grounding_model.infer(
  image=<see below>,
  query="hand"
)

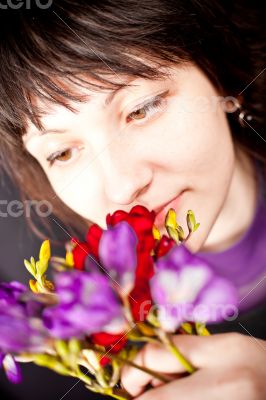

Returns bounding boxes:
[121,332,266,399]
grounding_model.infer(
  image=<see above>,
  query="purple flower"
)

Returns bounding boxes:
[99,222,138,292]
[150,245,238,331]
[1,354,22,384]
[0,302,49,354]
[0,282,50,354]
[43,271,126,339]
[156,244,203,271]
[0,283,50,386]
[0,281,27,305]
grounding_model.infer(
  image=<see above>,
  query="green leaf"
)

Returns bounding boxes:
[193,222,200,232]
[186,210,200,233]
[195,322,210,336]
[24,259,36,277]
[68,339,81,356]
[68,339,81,371]
[181,322,193,334]
[33,354,70,376]
[177,225,185,241]
[187,210,196,225]
[35,260,48,279]
[166,226,180,244]
[186,211,193,232]
[55,340,69,365]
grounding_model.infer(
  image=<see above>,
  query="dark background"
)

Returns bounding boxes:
[1,172,265,400]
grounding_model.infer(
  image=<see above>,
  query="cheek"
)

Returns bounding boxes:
[154,95,235,251]
[49,168,104,226]
[156,89,235,190]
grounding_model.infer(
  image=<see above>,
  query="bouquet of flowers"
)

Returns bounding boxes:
[0,206,238,399]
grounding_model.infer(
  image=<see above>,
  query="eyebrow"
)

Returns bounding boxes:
[104,85,130,106]
[24,83,134,143]
[24,128,67,143]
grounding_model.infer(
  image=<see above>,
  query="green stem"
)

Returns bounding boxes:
[108,390,132,400]
[128,335,160,344]
[156,329,196,374]
[77,368,132,400]
[168,341,196,374]
[115,355,171,383]
[109,360,121,388]
[89,345,171,384]
[76,369,93,386]
[86,383,132,400]
[183,230,192,243]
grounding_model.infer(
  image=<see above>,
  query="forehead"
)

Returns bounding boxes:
[24,66,173,138]
[23,73,136,135]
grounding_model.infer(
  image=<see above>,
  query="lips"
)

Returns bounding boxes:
[154,190,186,227]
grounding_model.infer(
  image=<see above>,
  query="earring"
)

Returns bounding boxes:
[237,106,253,128]
[224,98,253,127]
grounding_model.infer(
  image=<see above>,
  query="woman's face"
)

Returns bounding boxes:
[23,63,236,253]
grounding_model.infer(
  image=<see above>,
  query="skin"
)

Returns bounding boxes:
[23,63,257,254]
[22,62,265,397]
[120,333,266,399]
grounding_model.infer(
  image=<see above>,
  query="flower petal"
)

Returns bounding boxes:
[2,354,22,384]
[156,244,194,271]
[193,277,239,323]
[43,271,125,339]
[99,221,138,288]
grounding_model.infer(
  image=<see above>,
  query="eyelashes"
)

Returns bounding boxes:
[46,91,168,167]
[126,91,168,123]
[46,146,83,167]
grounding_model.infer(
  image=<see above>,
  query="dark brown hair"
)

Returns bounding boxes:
[0,0,265,242]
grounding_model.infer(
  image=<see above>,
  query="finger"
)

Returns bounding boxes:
[150,378,164,388]
[135,363,263,400]
[121,341,191,396]
[135,371,210,400]
[135,373,201,400]
[121,333,250,395]
[121,361,176,396]
[135,368,229,400]
[120,363,153,397]
[151,373,186,388]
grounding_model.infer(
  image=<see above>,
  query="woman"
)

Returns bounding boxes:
[0,1,265,398]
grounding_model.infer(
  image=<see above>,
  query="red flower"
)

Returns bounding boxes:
[72,224,103,271]
[135,251,154,281]
[105,206,156,323]
[72,206,160,324]
[71,239,90,271]
[106,205,156,254]
[98,356,111,367]
[90,332,127,367]
[73,205,156,272]
[86,224,103,259]
[154,235,176,259]
[128,277,152,322]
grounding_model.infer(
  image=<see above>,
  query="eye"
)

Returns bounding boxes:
[126,92,168,124]
[46,146,83,167]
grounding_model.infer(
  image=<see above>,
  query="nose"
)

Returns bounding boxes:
[100,148,153,206]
